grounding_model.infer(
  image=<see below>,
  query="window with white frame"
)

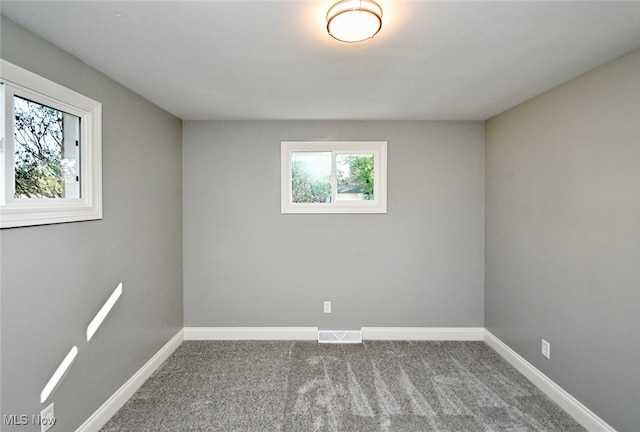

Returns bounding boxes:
[0,59,102,228]
[281,141,387,213]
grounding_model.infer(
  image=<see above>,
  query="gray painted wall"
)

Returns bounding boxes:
[0,17,183,431]
[183,121,484,329]
[485,49,640,432]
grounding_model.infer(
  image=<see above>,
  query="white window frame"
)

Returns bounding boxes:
[0,59,102,228]
[281,141,387,214]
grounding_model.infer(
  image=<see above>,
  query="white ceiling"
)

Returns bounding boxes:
[2,1,640,121]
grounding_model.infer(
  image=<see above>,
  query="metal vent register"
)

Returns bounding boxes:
[317,330,362,344]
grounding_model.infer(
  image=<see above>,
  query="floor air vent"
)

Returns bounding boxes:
[318,330,362,344]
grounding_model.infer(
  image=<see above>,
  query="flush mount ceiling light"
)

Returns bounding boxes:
[327,0,383,43]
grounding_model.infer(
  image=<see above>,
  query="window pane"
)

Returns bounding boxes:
[13,96,81,199]
[336,153,374,201]
[291,151,331,203]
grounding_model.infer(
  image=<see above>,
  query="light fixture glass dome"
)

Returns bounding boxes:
[327,0,383,43]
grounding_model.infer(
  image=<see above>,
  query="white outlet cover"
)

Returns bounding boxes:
[40,402,55,432]
[323,301,331,313]
[541,339,551,359]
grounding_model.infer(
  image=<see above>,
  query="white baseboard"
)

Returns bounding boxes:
[75,329,184,432]
[183,326,484,341]
[483,330,617,432]
[362,327,485,341]
[184,326,318,340]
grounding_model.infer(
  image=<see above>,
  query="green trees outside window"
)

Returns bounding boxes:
[13,96,79,198]
[291,152,374,203]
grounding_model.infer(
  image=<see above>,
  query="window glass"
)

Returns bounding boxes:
[291,152,332,203]
[336,153,374,201]
[13,96,81,199]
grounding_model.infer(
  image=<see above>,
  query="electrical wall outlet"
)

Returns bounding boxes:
[324,301,331,313]
[541,339,550,359]
[40,403,56,432]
